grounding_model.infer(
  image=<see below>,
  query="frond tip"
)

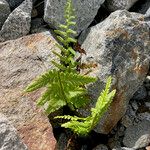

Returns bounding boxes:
[55,76,116,136]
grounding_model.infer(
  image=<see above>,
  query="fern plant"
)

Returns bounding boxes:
[25,0,96,114]
[55,77,116,136]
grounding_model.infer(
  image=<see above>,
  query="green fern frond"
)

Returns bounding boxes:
[25,69,58,92]
[55,77,116,136]
[25,69,96,113]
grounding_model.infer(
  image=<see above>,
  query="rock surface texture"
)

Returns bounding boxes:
[0,31,57,150]
[44,0,105,34]
[0,0,10,29]
[0,0,32,42]
[0,113,28,150]
[123,120,150,149]
[105,0,138,12]
[79,10,150,134]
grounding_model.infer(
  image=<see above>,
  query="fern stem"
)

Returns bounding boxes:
[58,71,68,103]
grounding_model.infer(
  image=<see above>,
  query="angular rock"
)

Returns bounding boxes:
[0,0,32,42]
[44,0,105,34]
[0,31,58,150]
[79,10,150,134]
[104,0,138,12]
[0,113,28,150]
[0,0,11,29]
[123,120,150,149]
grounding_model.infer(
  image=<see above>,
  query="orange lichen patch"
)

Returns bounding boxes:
[100,86,127,133]
[138,16,144,22]
[131,48,138,61]
[133,64,149,75]
[18,118,56,150]
[106,28,130,40]
[24,33,45,47]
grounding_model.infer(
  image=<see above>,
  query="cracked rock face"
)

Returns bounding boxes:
[44,0,105,34]
[0,31,58,150]
[79,10,150,134]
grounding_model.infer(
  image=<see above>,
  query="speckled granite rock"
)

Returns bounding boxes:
[79,10,150,134]
[0,0,32,42]
[0,113,28,150]
[0,31,58,150]
[104,0,138,12]
[0,0,10,29]
[44,0,105,34]
[123,120,150,149]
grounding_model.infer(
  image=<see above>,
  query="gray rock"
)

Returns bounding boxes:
[112,148,135,150]
[0,0,32,42]
[104,0,138,12]
[0,113,28,150]
[0,0,10,29]
[93,144,108,150]
[44,0,105,34]
[146,7,150,17]
[132,85,147,100]
[144,76,150,90]
[123,120,150,149]
[79,10,150,134]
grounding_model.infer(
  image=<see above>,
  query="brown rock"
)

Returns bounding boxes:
[0,31,58,150]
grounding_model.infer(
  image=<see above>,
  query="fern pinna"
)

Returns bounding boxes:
[55,77,116,136]
[25,0,96,114]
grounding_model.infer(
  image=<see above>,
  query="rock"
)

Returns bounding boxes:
[123,120,150,149]
[79,10,150,134]
[44,0,105,34]
[93,144,108,150]
[0,0,32,42]
[0,31,58,150]
[132,85,147,100]
[104,0,138,12]
[112,148,135,150]
[0,0,11,29]
[6,0,37,9]
[144,76,150,90]
[146,7,150,17]
[0,113,28,150]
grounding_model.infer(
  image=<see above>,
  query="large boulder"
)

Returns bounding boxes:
[0,0,10,29]
[0,0,32,42]
[79,10,150,134]
[0,113,28,150]
[0,31,58,150]
[44,0,105,34]
[104,0,138,12]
